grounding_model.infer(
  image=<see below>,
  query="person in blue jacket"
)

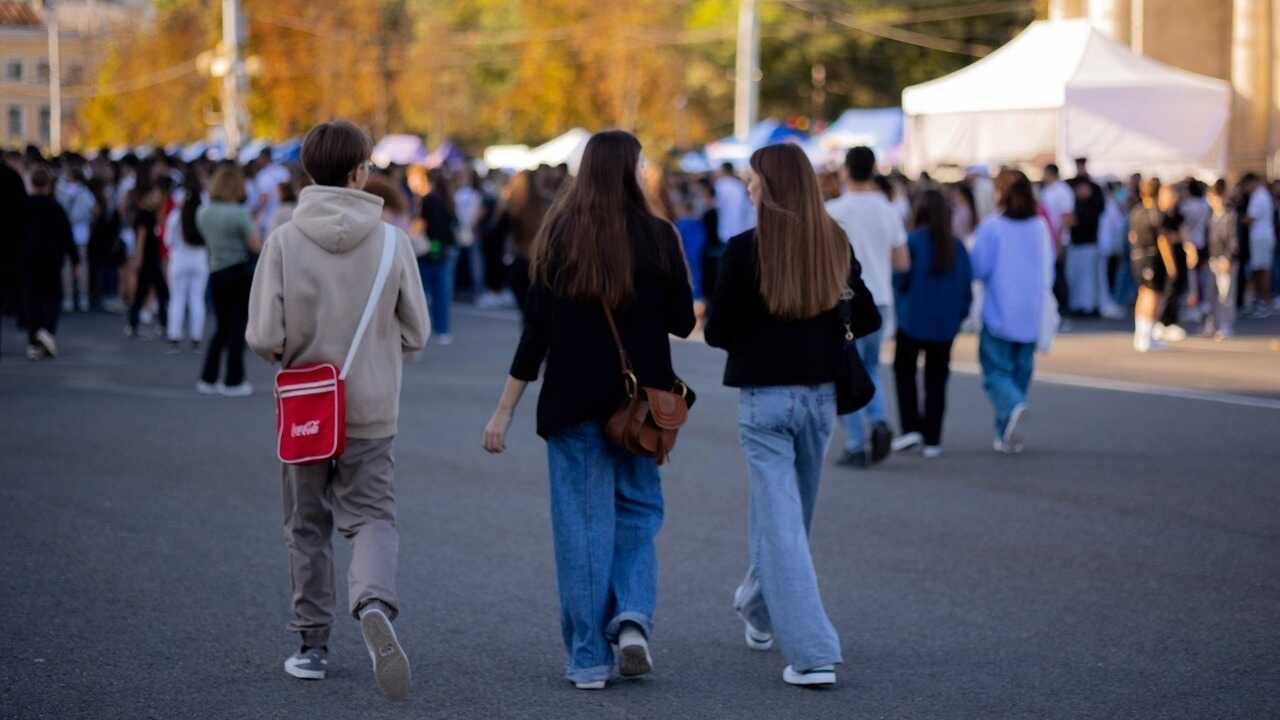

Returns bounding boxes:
[891,188,972,458]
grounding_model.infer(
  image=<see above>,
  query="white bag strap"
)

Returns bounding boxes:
[340,224,396,380]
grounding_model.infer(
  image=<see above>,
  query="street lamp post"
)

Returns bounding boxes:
[734,0,759,142]
[38,0,62,154]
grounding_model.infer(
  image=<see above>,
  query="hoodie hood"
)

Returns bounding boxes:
[292,185,385,254]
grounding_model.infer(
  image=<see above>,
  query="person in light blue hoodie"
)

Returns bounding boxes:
[970,169,1049,454]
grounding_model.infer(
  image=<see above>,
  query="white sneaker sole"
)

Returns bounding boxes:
[283,659,326,680]
[744,623,774,651]
[783,666,836,687]
[618,640,653,677]
[574,680,607,690]
[361,610,410,701]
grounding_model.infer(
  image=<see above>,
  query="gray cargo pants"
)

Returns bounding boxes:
[281,436,399,648]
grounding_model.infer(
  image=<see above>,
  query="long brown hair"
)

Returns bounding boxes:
[750,143,849,319]
[913,188,953,274]
[530,130,666,308]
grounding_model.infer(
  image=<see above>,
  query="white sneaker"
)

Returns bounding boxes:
[891,432,923,453]
[218,382,253,398]
[783,665,836,688]
[741,616,774,651]
[196,381,221,395]
[359,606,410,701]
[1153,323,1187,342]
[1135,338,1168,353]
[1100,304,1126,320]
[617,624,653,677]
[1003,403,1027,450]
[34,329,57,358]
[435,333,454,346]
[922,445,942,459]
[993,438,1024,455]
[574,679,607,690]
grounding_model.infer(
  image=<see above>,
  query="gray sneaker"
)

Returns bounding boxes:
[284,646,328,680]
[360,605,410,701]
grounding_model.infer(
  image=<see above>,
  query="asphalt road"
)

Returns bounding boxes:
[1,310,1278,720]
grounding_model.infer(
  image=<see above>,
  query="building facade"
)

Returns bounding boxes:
[1050,0,1279,175]
[0,0,148,151]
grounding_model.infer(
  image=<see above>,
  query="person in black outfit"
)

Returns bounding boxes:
[703,143,879,689]
[86,176,122,311]
[417,167,458,342]
[0,156,30,360]
[20,166,77,360]
[1067,157,1105,316]
[126,180,170,336]
[482,131,694,691]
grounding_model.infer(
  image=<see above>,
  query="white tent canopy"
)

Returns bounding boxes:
[530,128,591,173]
[902,19,1231,178]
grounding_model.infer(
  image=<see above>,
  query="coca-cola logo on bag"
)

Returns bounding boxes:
[291,420,321,438]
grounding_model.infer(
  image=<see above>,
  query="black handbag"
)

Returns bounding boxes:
[835,287,876,415]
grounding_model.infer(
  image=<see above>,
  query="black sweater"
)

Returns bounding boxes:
[703,229,881,388]
[510,218,696,439]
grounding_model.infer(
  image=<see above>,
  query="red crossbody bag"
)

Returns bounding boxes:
[274,224,396,465]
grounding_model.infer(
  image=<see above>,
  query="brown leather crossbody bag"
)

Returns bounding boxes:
[601,305,690,465]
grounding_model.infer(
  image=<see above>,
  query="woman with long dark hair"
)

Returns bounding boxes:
[704,143,880,688]
[971,170,1051,453]
[164,172,208,351]
[482,131,695,690]
[891,189,972,458]
[417,167,459,344]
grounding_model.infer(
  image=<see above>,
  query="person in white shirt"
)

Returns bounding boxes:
[824,146,909,468]
[56,167,96,312]
[714,162,754,243]
[1242,173,1275,317]
[1040,164,1074,252]
[164,175,210,351]
[252,149,291,237]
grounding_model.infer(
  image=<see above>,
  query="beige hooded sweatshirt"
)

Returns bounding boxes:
[247,185,430,439]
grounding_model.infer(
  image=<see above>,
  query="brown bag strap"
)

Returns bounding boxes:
[602,304,638,398]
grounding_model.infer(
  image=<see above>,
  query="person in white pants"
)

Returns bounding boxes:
[165,185,210,351]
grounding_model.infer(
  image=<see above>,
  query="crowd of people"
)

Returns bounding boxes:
[3,120,1279,700]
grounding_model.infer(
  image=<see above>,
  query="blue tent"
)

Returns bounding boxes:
[705,118,810,167]
[818,108,904,163]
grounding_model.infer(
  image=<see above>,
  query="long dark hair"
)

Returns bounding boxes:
[912,188,954,274]
[749,143,849,319]
[530,130,667,308]
[427,167,454,215]
[180,173,205,247]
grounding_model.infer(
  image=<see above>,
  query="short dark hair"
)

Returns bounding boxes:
[30,165,54,190]
[301,120,372,187]
[720,161,735,175]
[1044,163,1059,178]
[845,146,875,182]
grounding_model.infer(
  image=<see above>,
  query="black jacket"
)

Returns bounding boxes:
[21,194,76,290]
[704,229,880,388]
[510,217,696,439]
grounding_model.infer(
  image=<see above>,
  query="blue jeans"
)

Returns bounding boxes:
[978,328,1036,437]
[418,247,458,337]
[546,421,663,683]
[839,304,889,452]
[735,385,842,672]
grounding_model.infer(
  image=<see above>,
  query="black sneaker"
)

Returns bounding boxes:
[869,421,893,464]
[284,646,328,680]
[835,450,869,468]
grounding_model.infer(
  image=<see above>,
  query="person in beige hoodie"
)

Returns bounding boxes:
[246,120,429,701]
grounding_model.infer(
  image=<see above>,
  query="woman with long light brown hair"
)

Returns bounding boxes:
[704,142,880,689]
[482,130,696,690]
